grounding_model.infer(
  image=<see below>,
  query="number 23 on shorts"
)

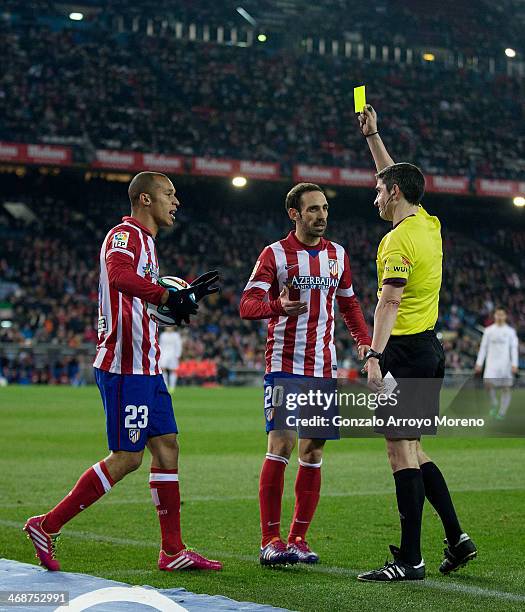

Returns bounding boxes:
[124,404,149,429]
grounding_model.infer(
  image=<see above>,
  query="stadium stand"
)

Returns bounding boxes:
[0,171,523,384]
[3,0,524,56]
[0,2,523,384]
[1,10,524,179]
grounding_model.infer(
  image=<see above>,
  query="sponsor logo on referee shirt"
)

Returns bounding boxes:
[385,265,409,273]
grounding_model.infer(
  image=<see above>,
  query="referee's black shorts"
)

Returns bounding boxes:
[375,329,445,438]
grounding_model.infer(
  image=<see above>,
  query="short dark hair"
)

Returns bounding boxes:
[495,306,506,313]
[376,163,425,204]
[128,171,169,206]
[285,183,324,211]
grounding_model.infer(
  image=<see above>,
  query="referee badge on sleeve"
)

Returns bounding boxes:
[384,253,410,276]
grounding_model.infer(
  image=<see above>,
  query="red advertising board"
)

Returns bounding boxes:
[293,164,338,183]
[0,141,72,165]
[140,153,185,173]
[0,141,25,162]
[92,150,185,172]
[426,175,469,194]
[26,144,72,165]
[92,149,141,170]
[192,157,236,177]
[338,168,375,186]
[192,157,280,180]
[294,165,374,186]
[238,160,280,180]
[0,142,522,198]
[475,178,522,197]
[294,165,471,194]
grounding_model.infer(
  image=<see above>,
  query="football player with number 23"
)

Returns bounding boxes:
[24,171,222,573]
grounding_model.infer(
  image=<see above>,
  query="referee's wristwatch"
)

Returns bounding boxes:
[364,349,382,361]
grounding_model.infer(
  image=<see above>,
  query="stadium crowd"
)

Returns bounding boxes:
[1,174,523,384]
[1,0,524,383]
[4,0,524,59]
[284,0,524,58]
[1,17,524,179]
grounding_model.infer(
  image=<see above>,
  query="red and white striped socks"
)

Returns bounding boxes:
[42,461,114,534]
[149,467,184,555]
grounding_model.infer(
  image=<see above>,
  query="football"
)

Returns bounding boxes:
[146,276,195,326]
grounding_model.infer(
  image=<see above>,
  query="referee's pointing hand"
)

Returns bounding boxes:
[279,285,308,316]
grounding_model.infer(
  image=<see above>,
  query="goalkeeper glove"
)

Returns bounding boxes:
[165,287,199,327]
[190,270,220,302]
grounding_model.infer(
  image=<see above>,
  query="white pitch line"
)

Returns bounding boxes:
[1,484,523,509]
[4,519,525,604]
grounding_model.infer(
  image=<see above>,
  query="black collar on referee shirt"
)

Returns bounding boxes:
[122,216,153,237]
[391,213,417,230]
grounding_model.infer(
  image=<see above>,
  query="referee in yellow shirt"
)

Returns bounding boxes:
[356,105,477,582]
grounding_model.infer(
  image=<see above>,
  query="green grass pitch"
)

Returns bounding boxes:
[1,386,524,611]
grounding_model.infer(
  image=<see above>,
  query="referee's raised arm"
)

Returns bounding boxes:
[358,105,395,171]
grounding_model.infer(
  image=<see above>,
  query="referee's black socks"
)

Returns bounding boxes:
[421,461,463,546]
[393,468,425,565]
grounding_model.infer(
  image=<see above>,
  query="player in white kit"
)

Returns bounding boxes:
[475,307,519,419]
[159,327,183,391]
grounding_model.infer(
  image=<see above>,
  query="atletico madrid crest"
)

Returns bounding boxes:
[129,429,141,444]
[328,259,339,277]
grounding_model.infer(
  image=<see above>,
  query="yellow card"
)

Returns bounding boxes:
[354,85,366,113]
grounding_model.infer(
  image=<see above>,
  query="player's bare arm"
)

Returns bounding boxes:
[358,105,395,172]
[366,284,404,391]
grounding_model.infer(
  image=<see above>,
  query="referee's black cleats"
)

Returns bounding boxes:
[357,545,425,582]
[439,533,477,575]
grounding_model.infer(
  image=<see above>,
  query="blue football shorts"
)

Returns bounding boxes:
[263,371,339,439]
[94,368,178,452]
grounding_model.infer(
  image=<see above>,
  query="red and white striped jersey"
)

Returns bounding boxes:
[93,216,166,375]
[240,231,371,378]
